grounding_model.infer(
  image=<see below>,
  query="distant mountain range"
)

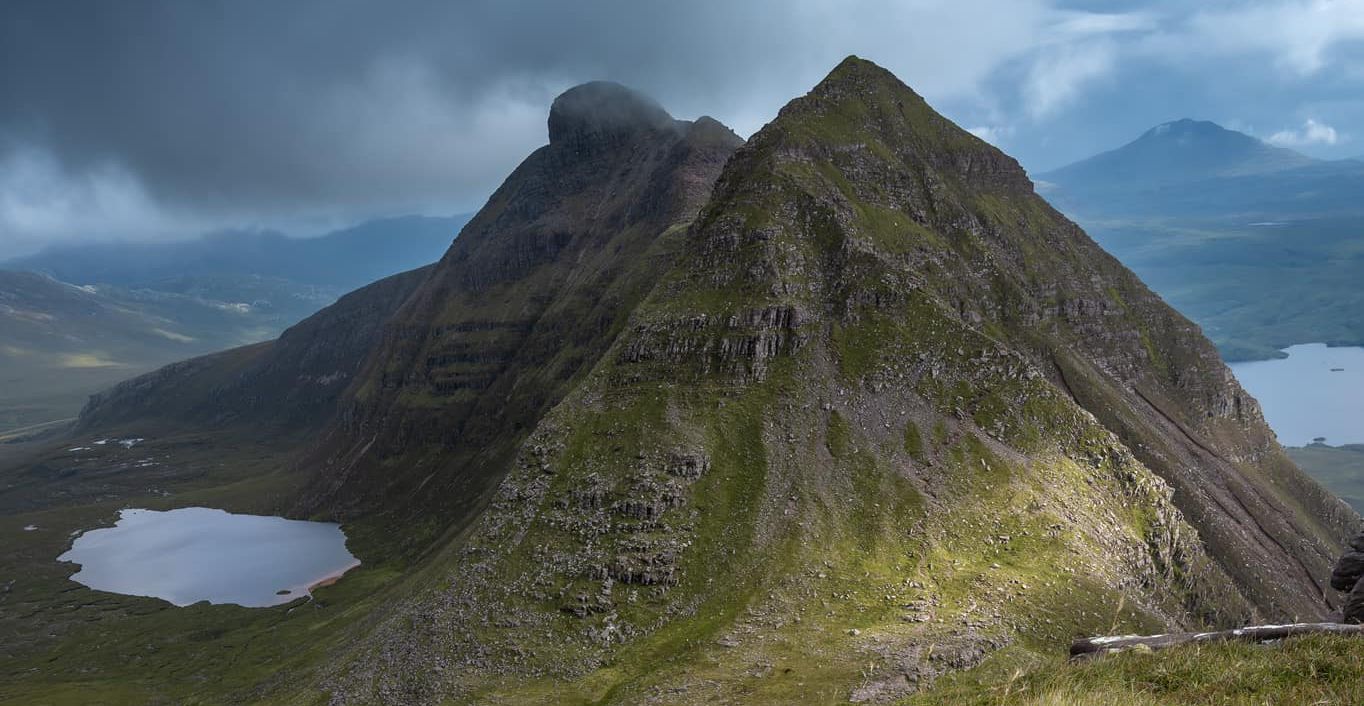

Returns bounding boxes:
[1042,119,1315,192]
[0,214,469,433]
[1037,118,1364,218]
[3,214,470,292]
[1038,120,1364,362]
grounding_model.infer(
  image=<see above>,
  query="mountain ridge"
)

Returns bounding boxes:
[1037,118,1364,220]
[3,214,471,292]
[0,214,472,435]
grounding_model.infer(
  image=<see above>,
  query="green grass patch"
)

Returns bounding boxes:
[911,634,1364,705]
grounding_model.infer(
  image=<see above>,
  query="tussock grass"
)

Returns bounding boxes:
[911,634,1364,705]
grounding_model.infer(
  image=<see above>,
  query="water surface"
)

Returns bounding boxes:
[1230,343,1364,447]
[59,507,359,607]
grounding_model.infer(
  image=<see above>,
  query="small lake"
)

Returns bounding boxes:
[1230,343,1364,447]
[59,507,360,607]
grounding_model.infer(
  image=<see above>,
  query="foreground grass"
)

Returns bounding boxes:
[911,634,1364,705]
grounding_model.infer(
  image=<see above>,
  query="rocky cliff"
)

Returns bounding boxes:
[293,83,743,526]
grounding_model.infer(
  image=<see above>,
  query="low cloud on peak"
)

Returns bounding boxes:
[4,0,1364,256]
[1267,118,1342,147]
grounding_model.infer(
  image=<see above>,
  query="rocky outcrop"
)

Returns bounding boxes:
[1331,531,1364,622]
[547,81,680,151]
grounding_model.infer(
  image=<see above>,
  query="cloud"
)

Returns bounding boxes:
[1180,0,1364,74]
[1051,10,1159,38]
[0,0,1095,256]
[0,145,190,256]
[967,125,1014,145]
[1023,40,1118,119]
[1267,118,1342,146]
[4,1,1364,256]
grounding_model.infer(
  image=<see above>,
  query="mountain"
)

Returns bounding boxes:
[1037,119,1364,221]
[1041,119,1315,195]
[1036,122,1364,363]
[79,81,746,523]
[0,215,470,435]
[2,61,1357,705]
[0,269,339,436]
[3,214,471,292]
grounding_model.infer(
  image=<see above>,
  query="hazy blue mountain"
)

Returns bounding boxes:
[1038,121,1364,362]
[3,214,471,291]
[0,269,328,433]
[0,214,470,433]
[1041,119,1314,192]
[1039,120,1364,220]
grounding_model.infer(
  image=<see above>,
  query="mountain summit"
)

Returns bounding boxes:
[547,80,680,147]
[18,59,1356,704]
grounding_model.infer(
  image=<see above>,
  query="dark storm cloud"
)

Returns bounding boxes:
[0,0,1060,253]
[4,0,1364,255]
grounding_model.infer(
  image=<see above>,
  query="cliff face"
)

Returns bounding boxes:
[319,58,1357,704]
[292,84,743,524]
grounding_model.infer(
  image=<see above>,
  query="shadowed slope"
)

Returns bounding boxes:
[292,84,744,531]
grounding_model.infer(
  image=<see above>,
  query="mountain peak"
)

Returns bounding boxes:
[755,55,1029,195]
[1149,117,1222,133]
[822,55,905,85]
[1138,118,1258,147]
[547,81,678,148]
[1042,117,1316,191]
[799,55,930,110]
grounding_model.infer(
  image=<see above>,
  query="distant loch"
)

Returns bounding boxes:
[1230,343,1364,447]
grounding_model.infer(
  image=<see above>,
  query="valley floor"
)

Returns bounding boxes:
[0,429,411,705]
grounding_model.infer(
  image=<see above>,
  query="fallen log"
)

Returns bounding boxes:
[1071,622,1364,659]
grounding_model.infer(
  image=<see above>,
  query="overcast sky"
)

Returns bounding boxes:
[4,0,1364,257]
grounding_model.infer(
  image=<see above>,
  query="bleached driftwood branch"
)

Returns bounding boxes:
[1071,622,1364,658]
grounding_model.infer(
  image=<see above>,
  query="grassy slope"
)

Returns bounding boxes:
[0,426,437,705]
[354,355,1185,705]
[910,633,1364,705]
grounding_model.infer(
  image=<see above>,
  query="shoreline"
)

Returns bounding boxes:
[307,558,362,593]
